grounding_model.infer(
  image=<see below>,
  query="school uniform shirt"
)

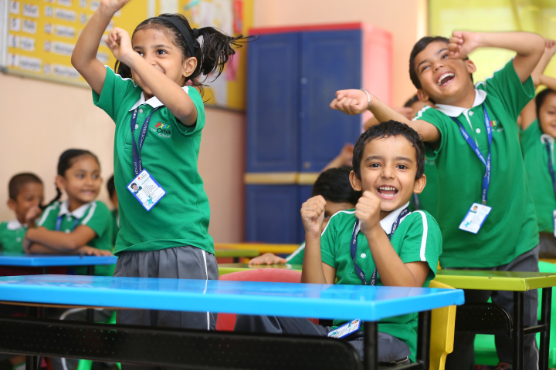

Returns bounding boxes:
[37,200,113,276]
[414,60,539,268]
[320,204,442,363]
[521,119,556,233]
[285,242,305,265]
[93,66,214,256]
[0,220,27,254]
[410,158,439,218]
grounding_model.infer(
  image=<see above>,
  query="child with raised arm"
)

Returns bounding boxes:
[71,0,250,339]
[331,31,545,370]
[236,121,442,365]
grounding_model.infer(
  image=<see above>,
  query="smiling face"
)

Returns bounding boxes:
[131,28,196,99]
[539,91,556,138]
[8,182,44,224]
[350,135,426,218]
[56,155,102,211]
[414,41,476,105]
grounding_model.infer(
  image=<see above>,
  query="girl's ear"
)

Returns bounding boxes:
[349,170,362,191]
[55,175,66,192]
[413,174,427,195]
[183,56,198,78]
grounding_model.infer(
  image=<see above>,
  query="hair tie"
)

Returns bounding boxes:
[192,28,200,39]
[157,16,199,56]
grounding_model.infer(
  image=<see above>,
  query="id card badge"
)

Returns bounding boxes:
[127,169,166,211]
[327,319,361,339]
[458,203,492,234]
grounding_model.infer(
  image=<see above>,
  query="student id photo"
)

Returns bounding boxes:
[127,169,166,211]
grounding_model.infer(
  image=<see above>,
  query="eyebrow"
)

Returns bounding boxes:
[364,155,414,163]
[416,48,448,70]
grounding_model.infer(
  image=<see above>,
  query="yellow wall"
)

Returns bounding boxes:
[0,0,425,242]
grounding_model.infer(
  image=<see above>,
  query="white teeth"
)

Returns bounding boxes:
[379,186,397,191]
[437,72,455,86]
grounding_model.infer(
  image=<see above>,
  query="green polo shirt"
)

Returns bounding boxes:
[285,242,305,265]
[38,200,114,276]
[93,66,214,256]
[320,206,442,362]
[0,220,27,254]
[521,120,556,233]
[415,60,538,268]
[410,158,439,218]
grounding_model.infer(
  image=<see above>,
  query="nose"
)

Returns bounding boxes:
[381,164,394,179]
[144,52,156,66]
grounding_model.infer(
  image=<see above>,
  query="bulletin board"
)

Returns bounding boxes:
[0,0,253,110]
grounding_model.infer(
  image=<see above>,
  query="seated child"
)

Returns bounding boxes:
[0,173,44,254]
[249,166,361,265]
[520,39,556,258]
[235,121,442,365]
[107,175,119,245]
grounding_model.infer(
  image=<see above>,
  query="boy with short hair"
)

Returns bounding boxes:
[0,173,44,254]
[236,121,442,365]
[330,31,545,370]
[249,166,361,265]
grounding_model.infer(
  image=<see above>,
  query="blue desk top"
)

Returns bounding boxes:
[0,253,117,267]
[0,275,464,321]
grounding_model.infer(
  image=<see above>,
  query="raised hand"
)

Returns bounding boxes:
[354,191,382,235]
[100,0,130,13]
[301,196,326,238]
[75,246,113,256]
[330,89,371,115]
[248,253,288,265]
[544,39,556,58]
[25,205,42,226]
[104,27,133,62]
[448,31,480,59]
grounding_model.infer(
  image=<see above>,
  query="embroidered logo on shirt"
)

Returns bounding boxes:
[152,122,171,138]
[490,119,504,133]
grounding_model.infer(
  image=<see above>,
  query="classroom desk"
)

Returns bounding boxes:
[0,275,464,370]
[0,253,118,275]
[434,270,556,370]
[214,248,259,262]
[215,243,299,255]
[218,262,302,276]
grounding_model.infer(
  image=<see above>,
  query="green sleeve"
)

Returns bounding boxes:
[479,60,536,120]
[80,201,111,246]
[0,222,7,250]
[520,119,541,154]
[172,86,206,136]
[93,66,137,122]
[399,211,442,283]
[320,215,339,268]
[37,203,59,230]
[285,242,305,264]
[414,106,449,161]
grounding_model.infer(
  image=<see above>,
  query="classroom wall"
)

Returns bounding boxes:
[0,0,424,242]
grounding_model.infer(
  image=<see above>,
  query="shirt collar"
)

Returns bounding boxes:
[7,219,25,230]
[57,200,92,219]
[353,202,411,235]
[129,86,190,112]
[435,89,487,117]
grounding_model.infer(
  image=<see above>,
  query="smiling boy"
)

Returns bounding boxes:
[235,121,442,365]
[330,31,544,370]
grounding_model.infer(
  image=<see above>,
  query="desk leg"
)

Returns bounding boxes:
[539,287,552,370]
[233,257,239,263]
[363,321,378,370]
[417,311,431,370]
[86,266,95,322]
[514,291,524,370]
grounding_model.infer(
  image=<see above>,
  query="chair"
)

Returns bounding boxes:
[429,280,458,370]
[216,269,318,331]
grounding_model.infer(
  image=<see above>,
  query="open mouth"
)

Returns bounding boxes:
[437,72,455,86]
[377,186,399,199]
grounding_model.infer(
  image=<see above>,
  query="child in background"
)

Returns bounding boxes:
[107,175,119,245]
[520,40,556,258]
[236,121,441,365]
[0,173,44,254]
[23,149,113,264]
[249,166,361,265]
[331,31,544,370]
[71,0,250,338]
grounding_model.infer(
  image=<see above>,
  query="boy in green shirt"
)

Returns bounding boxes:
[236,121,442,364]
[331,30,545,370]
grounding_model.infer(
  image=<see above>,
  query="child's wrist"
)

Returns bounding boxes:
[98,4,118,17]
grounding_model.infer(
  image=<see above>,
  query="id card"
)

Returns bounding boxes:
[127,169,166,211]
[327,319,361,339]
[458,203,492,234]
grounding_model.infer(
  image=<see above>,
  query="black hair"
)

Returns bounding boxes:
[404,94,420,108]
[115,13,254,93]
[131,183,138,188]
[107,175,116,199]
[409,36,473,91]
[41,149,100,210]
[536,88,556,122]
[352,120,425,181]
[8,173,43,200]
[312,166,361,205]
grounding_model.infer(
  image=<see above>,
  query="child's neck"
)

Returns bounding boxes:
[438,84,476,109]
[68,198,87,213]
[16,215,26,225]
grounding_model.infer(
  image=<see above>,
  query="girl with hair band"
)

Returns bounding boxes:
[71,0,252,344]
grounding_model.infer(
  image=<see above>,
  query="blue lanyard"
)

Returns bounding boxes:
[350,207,410,285]
[56,215,80,232]
[544,141,556,200]
[450,105,493,205]
[130,107,159,176]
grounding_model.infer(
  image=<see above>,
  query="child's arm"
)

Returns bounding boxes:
[27,243,112,256]
[248,253,287,265]
[71,0,129,94]
[300,196,336,284]
[356,191,430,287]
[105,28,199,126]
[24,226,97,252]
[330,90,441,144]
[448,31,545,84]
